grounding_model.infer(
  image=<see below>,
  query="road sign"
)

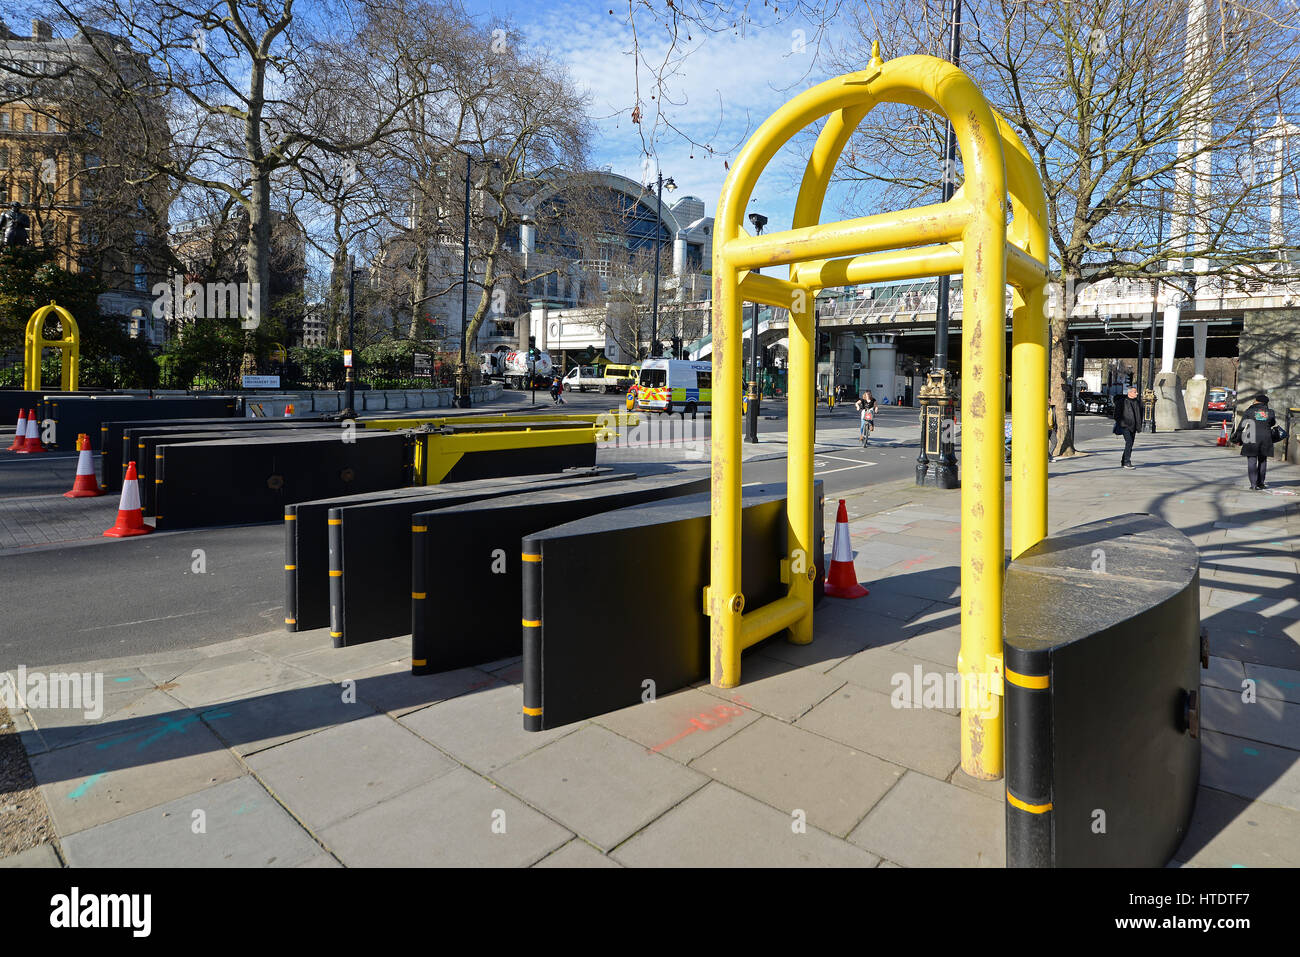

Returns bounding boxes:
[242,374,280,388]
[343,349,353,368]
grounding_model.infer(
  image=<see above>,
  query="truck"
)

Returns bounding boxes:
[560,364,630,394]
[480,349,554,390]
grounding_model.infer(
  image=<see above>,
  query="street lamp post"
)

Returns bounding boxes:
[746,212,768,443]
[649,171,676,357]
[916,0,962,489]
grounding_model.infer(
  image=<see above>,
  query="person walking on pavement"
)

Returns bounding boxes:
[1113,385,1142,469]
[1231,393,1279,490]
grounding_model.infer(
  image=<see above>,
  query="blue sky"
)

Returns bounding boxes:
[471,0,857,251]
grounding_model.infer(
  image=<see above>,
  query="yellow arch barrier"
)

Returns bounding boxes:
[24,301,80,392]
[709,44,1049,780]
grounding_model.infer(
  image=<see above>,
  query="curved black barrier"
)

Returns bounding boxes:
[409,471,711,675]
[154,432,411,529]
[521,481,826,731]
[1003,512,1203,867]
[322,468,626,644]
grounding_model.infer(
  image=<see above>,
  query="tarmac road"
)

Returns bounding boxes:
[0,397,1146,670]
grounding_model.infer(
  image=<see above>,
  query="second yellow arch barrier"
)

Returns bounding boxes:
[24,300,80,392]
[708,45,1049,780]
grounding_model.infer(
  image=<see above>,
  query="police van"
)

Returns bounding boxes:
[634,359,712,415]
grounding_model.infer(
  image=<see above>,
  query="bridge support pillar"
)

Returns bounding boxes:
[863,333,898,402]
[1183,321,1209,427]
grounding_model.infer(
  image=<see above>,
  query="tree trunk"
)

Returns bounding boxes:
[1048,290,1076,456]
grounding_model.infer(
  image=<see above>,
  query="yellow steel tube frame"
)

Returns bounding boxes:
[708,46,1048,780]
[23,301,80,392]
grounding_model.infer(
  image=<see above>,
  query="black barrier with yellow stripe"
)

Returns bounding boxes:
[118,420,332,496]
[154,431,410,529]
[53,396,240,452]
[522,481,825,731]
[410,471,710,675]
[325,468,625,646]
[1003,513,1203,867]
[104,417,329,493]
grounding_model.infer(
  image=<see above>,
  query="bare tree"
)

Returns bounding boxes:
[828,0,1300,454]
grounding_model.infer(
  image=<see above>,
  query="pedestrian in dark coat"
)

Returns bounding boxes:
[1231,394,1277,490]
[1112,385,1142,469]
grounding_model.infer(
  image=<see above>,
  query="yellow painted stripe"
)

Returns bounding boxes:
[1007,791,1052,814]
[284,514,296,520]
[284,564,297,571]
[412,525,427,533]
[138,442,145,448]
[412,591,426,600]
[522,553,541,562]
[284,617,296,624]
[1006,668,1049,690]
[522,706,543,716]
[522,619,541,627]
[155,454,163,459]
[328,519,342,525]
[331,631,342,638]
[412,658,427,666]
[155,478,163,483]
[329,570,342,577]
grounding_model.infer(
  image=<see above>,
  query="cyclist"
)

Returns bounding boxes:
[856,390,878,446]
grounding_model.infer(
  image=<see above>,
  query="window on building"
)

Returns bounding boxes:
[0,146,7,170]
[85,154,101,169]
[0,113,9,129]
[45,116,57,133]
[23,113,35,131]
[135,229,147,247]
[134,263,147,291]
[19,182,31,204]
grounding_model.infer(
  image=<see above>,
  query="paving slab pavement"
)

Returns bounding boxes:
[1,426,1297,866]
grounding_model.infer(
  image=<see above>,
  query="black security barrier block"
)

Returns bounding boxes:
[109,418,329,493]
[438,438,597,483]
[328,468,634,646]
[1003,512,1202,867]
[128,424,337,508]
[521,481,825,731]
[154,431,411,529]
[1,390,108,426]
[288,467,619,634]
[52,396,240,452]
[103,417,266,491]
[410,471,710,676]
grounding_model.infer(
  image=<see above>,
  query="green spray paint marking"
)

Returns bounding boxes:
[1243,748,1259,756]
[68,771,107,799]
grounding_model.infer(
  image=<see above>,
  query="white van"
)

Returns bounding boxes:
[634,359,712,415]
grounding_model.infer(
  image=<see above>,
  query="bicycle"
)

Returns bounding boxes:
[860,411,874,447]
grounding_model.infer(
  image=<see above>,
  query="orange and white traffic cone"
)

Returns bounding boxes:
[1216,420,1229,447]
[6,408,27,451]
[64,434,104,498]
[14,409,44,454]
[824,499,868,599]
[102,461,152,537]
[284,403,295,417]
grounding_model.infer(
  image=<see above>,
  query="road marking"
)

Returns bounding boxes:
[814,462,877,476]
[817,453,873,465]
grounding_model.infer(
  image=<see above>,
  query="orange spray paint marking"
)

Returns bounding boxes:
[648,703,748,753]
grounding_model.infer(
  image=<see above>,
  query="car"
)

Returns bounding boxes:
[1079,392,1113,415]
[1207,388,1235,412]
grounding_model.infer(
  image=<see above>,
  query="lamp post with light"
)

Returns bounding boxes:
[648,171,676,357]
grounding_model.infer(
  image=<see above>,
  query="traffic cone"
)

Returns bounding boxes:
[824,499,868,599]
[64,434,103,498]
[284,403,294,417]
[1216,420,1229,447]
[14,409,43,454]
[6,408,27,451]
[102,461,152,537]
